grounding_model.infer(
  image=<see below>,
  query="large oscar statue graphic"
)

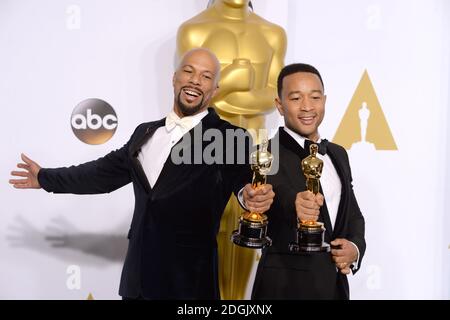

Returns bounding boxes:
[289,144,330,252]
[231,140,272,248]
[176,0,286,299]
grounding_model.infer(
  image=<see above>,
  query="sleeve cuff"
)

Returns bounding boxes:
[237,187,248,210]
[349,241,361,272]
[37,168,52,192]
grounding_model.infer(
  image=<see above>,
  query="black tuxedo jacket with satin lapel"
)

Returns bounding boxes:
[251,128,366,300]
[38,108,252,299]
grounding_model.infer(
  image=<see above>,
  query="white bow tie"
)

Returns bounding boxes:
[165,112,193,131]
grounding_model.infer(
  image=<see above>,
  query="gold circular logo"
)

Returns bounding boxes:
[71,98,118,145]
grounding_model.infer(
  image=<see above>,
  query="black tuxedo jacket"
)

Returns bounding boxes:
[252,128,365,300]
[38,108,252,299]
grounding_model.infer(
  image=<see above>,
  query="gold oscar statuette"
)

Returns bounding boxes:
[231,139,272,248]
[289,144,331,252]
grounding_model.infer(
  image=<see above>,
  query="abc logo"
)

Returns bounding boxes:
[71,98,118,145]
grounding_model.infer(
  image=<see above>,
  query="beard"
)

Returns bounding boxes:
[176,90,205,116]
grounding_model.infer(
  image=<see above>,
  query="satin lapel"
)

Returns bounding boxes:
[278,128,309,159]
[151,108,222,199]
[325,145,348,238]
[278,128,333,240]
[129,119,165,194]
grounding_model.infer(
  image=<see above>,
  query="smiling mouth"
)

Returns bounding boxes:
[298,115,316,125]
[182,87,202,98]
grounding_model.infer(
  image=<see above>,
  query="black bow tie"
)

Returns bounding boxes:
[304,139,328,155]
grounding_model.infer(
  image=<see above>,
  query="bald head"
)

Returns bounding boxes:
[177,48,221,86]
[173,48,221,117]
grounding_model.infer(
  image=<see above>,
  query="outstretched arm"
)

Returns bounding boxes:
[10,144,133,195]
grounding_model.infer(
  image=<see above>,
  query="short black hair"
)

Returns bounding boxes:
[277,63,324,98]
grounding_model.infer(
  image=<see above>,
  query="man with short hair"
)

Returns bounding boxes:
[251,63,366,300]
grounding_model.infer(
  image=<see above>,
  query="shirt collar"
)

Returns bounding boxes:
[282,126,322,149]
[166,108,209,132]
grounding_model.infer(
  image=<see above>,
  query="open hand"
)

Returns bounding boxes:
[9,153,42,189]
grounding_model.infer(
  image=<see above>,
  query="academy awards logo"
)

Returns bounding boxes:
[333,70,397,151]
[70,98,118,145]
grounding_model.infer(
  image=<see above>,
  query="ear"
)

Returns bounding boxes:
[323,94,327,104]
[275,97,284,116]
[172,72,176,86]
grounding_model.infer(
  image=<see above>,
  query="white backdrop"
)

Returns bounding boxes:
[0,0,449,299]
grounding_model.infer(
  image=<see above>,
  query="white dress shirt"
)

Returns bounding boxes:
[283,127,360,270]
[283,127,341,229]
[138,109,208,188]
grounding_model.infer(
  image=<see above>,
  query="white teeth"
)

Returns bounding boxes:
[184,89,200,97]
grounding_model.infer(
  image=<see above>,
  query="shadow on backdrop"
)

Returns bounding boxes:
[6,214,130,266]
